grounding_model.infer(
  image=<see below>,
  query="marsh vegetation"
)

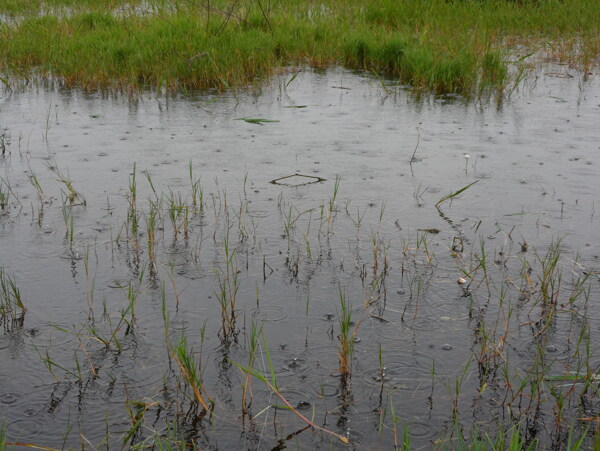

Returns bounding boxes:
[1,0,599,94]
[1,1,600,449]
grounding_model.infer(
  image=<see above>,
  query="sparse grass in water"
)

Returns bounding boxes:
[215,228,240,340]
[1,156,600,447]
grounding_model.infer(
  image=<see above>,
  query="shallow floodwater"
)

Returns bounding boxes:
[0,67,599,449]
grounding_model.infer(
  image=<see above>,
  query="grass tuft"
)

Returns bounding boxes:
[0,267,26,320]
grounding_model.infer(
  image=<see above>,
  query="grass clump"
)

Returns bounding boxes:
[0,267,25,320]
[0,0,599,94]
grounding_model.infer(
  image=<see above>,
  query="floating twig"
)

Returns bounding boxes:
[270,173,326,186]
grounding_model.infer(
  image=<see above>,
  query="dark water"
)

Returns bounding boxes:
[1,67,599,449]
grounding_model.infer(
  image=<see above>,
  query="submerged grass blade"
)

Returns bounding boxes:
[284,71,299,89]
[231,357,350,444]
[235,118,280,125]
[435,180,479,207]
[3,444,60,451]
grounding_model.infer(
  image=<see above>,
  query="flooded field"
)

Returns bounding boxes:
[1,67,599,449]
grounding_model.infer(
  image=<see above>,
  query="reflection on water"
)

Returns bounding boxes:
[0,67,599,448]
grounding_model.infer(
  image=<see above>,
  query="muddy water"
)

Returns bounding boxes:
[0,68,599,449]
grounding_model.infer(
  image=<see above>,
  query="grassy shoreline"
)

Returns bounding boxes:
[1,0,599,95]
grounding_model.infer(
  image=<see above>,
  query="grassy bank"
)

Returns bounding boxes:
[1,0,600,94]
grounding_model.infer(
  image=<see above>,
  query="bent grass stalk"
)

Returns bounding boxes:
[232,336,350,444]
[48,163,86,208]
[123,399,158,447]
[172,333,213,411]
[80,284,138,352]
[27,168,51,223]
[436,180,479,208]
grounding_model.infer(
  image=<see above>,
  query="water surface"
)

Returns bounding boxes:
[1,67,599,448]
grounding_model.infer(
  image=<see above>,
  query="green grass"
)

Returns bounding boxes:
[1,0,599,94]
[0,420,6,451]
[0,267,25,319]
